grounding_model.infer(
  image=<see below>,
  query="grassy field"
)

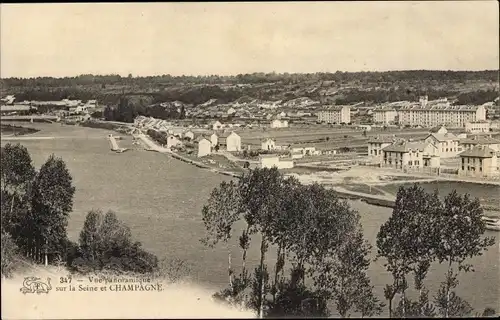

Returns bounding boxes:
[237,126,431,148]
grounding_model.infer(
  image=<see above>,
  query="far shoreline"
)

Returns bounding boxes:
[3,120,500,213]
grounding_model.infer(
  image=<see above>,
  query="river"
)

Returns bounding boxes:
[1,123,499,315]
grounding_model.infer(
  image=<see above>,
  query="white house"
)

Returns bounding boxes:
[212,121,223,130]
[459,145,499,177]
[291,152,304,159]
[465,121,490,134]
[210,133,218,147]
[69,105,89,114]
[166,135,182,149]
[278,158,294,169]
[184,130,195,141]
[270,119,289,128]
[219,131,242,152]
[1,95,15,105]
[368,136,394,162]
[459,136,500,152]
[424,132,460,158]
[382,141,440,169]
[198,138,212,157]
[259,154,294,169]
[291,146,319,156]
[261,138,277,151]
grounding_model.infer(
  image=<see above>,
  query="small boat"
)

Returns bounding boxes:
[482,216,500,231]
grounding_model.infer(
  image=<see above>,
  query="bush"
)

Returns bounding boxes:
[1,232,21,278]
[71,210,159,275]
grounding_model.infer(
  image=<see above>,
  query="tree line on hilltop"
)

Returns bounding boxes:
[2,70,498,87]
[201,167,497,318]
[2,70,498,109]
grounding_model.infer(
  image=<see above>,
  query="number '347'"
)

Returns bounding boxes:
[60,276,72,284]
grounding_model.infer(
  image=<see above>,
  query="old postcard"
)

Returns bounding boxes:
[1,1,499,319]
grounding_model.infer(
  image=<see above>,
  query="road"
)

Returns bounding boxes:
[216,151,258,164]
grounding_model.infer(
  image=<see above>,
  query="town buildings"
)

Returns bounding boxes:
[218,132,241,152]
[1,95,15,105]
[212,121,223,130]
[291,146,320,156]
[459,136,500,152]
[465,121,491,134]
[166,135,182,149]
[261,138,276,151]
[259,154,294,169]
[373,107,398,124]
[458,146,499,177]
[270,119,289,128]
[197,138,212,158]
[0,104,36,115]
[424,132,460,158]
[317,106,351,124]
[210,133,218,147]
[381,141,440,170]
[368,135,394,162]
[397,96,486,128]
[184,130,195,141]
[429,125,448,134]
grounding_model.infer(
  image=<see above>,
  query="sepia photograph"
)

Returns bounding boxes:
[1,1,499,319]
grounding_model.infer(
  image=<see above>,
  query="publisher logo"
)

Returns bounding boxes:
[20,277,52,294]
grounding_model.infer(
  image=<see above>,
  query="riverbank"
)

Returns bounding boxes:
[7,122,497,316]
[135,133,242,178]
[0,124,39,137]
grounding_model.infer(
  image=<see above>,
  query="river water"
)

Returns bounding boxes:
[2,123,499,315]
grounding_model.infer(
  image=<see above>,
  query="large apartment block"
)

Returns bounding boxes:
[372,96,487,128]
[317,106,351,124]
[373,107,398,124]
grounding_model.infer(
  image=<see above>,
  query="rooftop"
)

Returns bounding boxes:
[382,141,429,153]
[0,105,36,112]
[399,103,482,112]
[429,125,447,133]
[459,146,497,158]
[427,132,458,142]
[368,135,394,144]
[460,136,500,145]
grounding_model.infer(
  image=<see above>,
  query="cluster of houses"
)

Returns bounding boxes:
[368,125,500,178]
[211,119,288,130]
[187,96,320,121]
[0,95,97,117]
[135,116,243,158]
[195,131,242,157]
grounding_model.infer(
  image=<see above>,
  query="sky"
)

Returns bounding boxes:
[1,1,499,78]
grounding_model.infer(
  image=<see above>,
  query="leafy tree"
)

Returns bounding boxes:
[314,213,383,318]
[0,144,36,232]
[376,184,441,317]
[237,168,288,317]
[31,154,75,265]
[1,231,21,278]
[267,266,330,318]
[201,180,241,290]
[74,210,158,274]
[433,191,495,317]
